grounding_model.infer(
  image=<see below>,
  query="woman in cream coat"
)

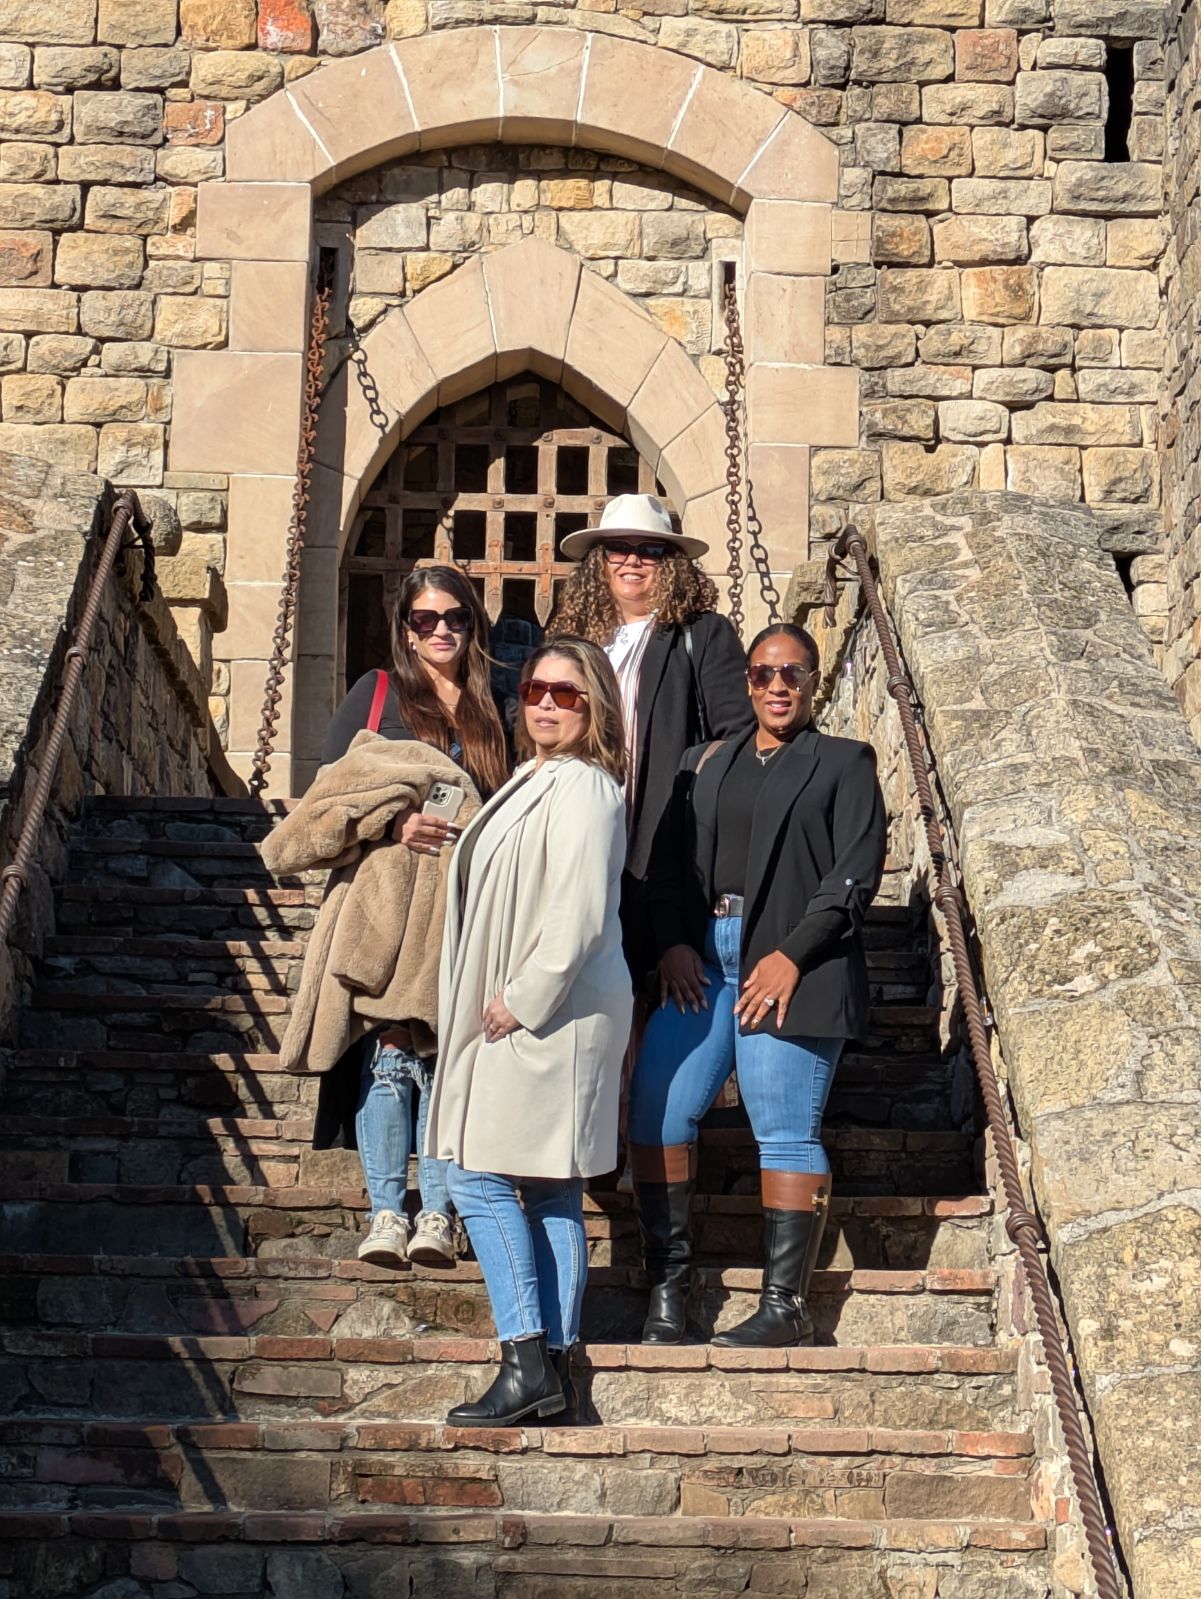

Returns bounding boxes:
[426,636,631,1427]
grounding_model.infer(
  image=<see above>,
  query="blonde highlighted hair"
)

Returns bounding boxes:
[514,637,627,785]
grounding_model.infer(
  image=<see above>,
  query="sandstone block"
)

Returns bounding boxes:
[1106,217,1165,267]
[180,0,257,46]
[34,48,120,92]
[921,323,1001,364]
[99,0,179,44]
[55,231,144,287]
[355,203,425,250]
[851,321,916,368]
[1082,446,1158,504]
[1037,37,1104,67]
[228,257,308,352]
[63,374,146,421]
[1028,214,1104,265]
[155,295,227,348]
[921,82,1011,122]
[800,0,881,14]
[1046,124,1103,161]
[84,185,169,234]
[0,90,72,142]
[950,177,1050,215]
[850,27,954,82]
[863,397,935,440]
[886,0,980,18]
[557,211,640,260]
[0,143,57,182]
[1015,70,1103,124]
[1053,161,1160,216]
[811,446,881,500]
[0,420,95,469]
[954,27,1017,79]
[900,124,971,175]
[259,0,316,50]
[385,0,425,35]
[738,26,809,81]
[158,147,223,184]
[98,419,164,483]
[103,340,168,374]
[190,51,285,103]
[1075,368,1158,403]
[164,100,224,146]
[961,265,1035,323]
[1009,403,1141,446]
[0,46,30,89]
[80,290,153,339]
[73,90,162,145]
[27,331,94,370]
[195,181,310,261]
[657,17,737,70]
[1121,329,1162,368]
[616,260,686,295]
[1002,325,1072,366]
[933,214,1027,264]
[120,48,192,89]
[881,440,976,496]
[2,372,61,422]
[971,127,1041,176]
[887,361,971,396]
[311,0,386,56]
[939,397,1007,441]
[0,0,95,43]
[351,250,403,294]
[644,296,711,355]
[745,272,823,364]
[972,366,1052,404]
[59,144,155,182]
[0,331,22,369]
[872,213,930,264]
[0,286,77,331]
[1005,443,1079,497]
[642,212,706,258]
[1039,266,1158,329]
[877,266,960,322]
[0,228,52,284]
[873,176,949,212]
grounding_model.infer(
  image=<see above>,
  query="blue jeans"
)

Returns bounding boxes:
[355,1036,451,1220]
[446,1165,586,1348]
[628,916,844,1174]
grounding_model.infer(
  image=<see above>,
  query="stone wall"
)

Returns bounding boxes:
[1163,0,1201,745]
[0,449,237,1041]
[866,489,1201,1599]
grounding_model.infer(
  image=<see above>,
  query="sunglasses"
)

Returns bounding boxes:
[601,540,672,564]
[747,661,817,692]
[517,678,590,710]
[407,606,473,638]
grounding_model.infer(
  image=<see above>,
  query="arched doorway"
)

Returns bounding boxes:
[338,372,672,698]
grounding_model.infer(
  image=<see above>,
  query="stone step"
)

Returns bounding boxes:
[0,1247,998,1347]
[57,882,321,936]
[2,1412,1040,1525]
[0,1509,1053,1598]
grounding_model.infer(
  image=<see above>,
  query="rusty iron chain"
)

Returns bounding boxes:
[826,525,1124,1599]
[347,318,391,439]
[720,269,781,640]
[248,278,332,799]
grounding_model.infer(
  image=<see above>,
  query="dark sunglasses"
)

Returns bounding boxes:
[406,606,473,637]
[517,678,590,710]
[601,540,671,564]
[747,661,816,692]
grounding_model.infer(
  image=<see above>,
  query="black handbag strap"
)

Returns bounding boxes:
[683,623,709,741]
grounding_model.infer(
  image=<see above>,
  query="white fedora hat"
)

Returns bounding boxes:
[559,492,708,561]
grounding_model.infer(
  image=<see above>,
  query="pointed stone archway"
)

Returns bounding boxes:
[175,26,859,789]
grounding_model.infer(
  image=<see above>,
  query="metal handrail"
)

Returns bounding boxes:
[825,523,1123,1599]
[0,489,153,953]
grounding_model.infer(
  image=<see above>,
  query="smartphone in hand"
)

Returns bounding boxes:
[421,782,466,826]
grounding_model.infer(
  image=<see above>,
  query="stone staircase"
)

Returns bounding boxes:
[0,796,1067,1597]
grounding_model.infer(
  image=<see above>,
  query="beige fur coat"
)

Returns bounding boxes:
[259,732,481,1074]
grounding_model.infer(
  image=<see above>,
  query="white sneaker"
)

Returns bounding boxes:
[408,1209,456,1265]
[357,1209,410,1267]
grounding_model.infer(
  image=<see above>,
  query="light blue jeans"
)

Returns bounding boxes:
[446,1164,586,1348]
[355,1036,451,1220]
[628,915,845,1174]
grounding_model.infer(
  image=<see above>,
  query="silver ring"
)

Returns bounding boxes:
[761,996,775,1006]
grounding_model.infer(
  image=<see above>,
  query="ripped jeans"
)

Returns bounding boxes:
[355,1035,452,1221]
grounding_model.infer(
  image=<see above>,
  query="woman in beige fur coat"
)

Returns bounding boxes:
[426,637,632,1428]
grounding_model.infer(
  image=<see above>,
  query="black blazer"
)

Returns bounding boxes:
[644,724,887,1042]
[627,611,755,883]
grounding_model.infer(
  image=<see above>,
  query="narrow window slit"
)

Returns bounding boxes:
[1104,46,1134,163]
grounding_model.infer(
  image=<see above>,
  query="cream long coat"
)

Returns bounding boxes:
[426,755,632,1180]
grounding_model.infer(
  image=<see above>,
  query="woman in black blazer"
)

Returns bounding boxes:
[627,623,887,1348]
[548,494,753,981]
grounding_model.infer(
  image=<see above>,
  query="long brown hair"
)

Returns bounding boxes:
[547,545,719,647]
[389,566,509,797]
[514,637,627,785]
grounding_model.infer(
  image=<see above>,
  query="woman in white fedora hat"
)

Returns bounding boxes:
[550,491,753,979]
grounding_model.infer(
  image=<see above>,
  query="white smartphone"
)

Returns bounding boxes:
[421,781,466,825]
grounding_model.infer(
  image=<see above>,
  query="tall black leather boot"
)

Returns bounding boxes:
[713,1173,830,1349]
[631,1143,697,1345]
[546,1346,597,1425]
[446,1334,565,1427]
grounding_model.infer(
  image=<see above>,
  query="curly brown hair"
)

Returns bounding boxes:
[547,546,719,647]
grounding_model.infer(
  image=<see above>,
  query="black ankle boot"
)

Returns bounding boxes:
[547,1347,594,1425]
[713,1208,823,1349]
[446,1335,565,1427]
[633,1172,695,1344]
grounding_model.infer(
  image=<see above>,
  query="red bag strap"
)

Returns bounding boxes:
[365,668,389,734]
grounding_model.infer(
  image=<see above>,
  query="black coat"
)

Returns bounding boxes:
[644,724,887,1042]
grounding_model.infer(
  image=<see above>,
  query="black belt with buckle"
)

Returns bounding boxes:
[713,894,744,917]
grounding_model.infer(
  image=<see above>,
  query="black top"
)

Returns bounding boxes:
[645,724,888,1042]
[713,737,773,898]
[322,670,460,768]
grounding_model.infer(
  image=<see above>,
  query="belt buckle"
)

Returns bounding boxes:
[715,893,733,918]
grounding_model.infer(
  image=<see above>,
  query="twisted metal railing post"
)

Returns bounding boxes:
[827,524,1122,1599]
[248,274,332,799]
[0,490,152,952]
